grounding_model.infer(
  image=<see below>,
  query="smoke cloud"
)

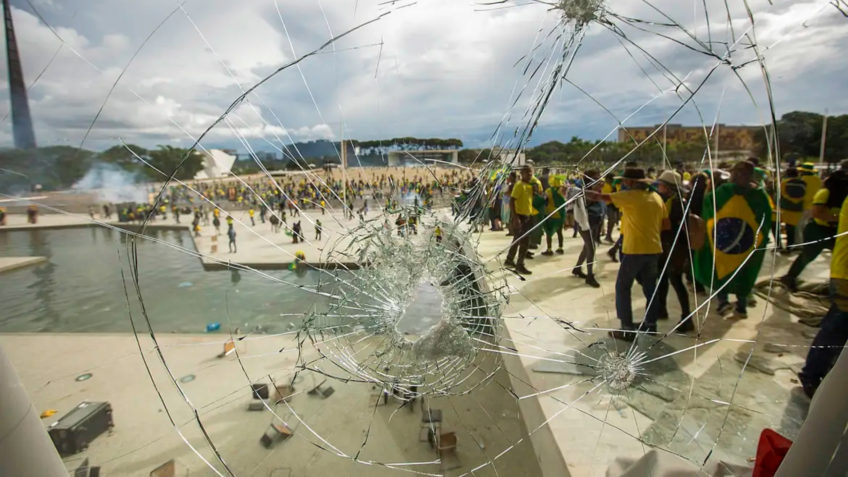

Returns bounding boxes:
[72,162,148,203]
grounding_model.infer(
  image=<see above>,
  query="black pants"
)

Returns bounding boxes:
[656,259,690,319]
[575,229,595,275]
[784,224,796,248]
[800,281,848,391]
[506,215,532,266]
[786,222,836,280]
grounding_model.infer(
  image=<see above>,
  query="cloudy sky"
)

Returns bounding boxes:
[1,0,846,152]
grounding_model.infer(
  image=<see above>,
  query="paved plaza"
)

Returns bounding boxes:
[0,210,831,476]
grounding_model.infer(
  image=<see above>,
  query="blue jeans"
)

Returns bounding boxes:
[799,280,848,391]
[615,253,661,329]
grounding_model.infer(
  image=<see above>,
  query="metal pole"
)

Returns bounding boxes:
[0,343,67,477]
[819,111,828,165]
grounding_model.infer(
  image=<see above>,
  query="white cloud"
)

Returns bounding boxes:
[0,0,845,151]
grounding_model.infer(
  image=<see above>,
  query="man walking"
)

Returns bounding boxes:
[695,161,771,319]
[227,225,237,253]
[654,170,693,333]
[798,194,848,398]
[780,170,848,291]
[588,168,668,339]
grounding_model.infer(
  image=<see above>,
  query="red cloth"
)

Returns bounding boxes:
[752,428,793,477]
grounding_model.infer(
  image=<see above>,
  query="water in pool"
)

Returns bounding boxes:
[0,227,334,333]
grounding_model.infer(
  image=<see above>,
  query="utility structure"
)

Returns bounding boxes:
[3,0,37,149]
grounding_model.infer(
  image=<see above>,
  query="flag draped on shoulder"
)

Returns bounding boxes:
[695,183,772,296]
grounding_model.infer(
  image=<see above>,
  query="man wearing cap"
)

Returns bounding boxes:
[655,170,694,333]
[587,168,669,339]
[694,160,772,319]
[505,165,542,275]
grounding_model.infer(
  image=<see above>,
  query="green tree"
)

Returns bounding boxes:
[146,146,204,180]
[98,144,149,173]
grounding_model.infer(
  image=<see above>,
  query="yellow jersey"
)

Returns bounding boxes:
[609,189,667,255]
[833,196,848,280]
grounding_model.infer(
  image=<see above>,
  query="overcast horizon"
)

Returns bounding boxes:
[1,0,846,153]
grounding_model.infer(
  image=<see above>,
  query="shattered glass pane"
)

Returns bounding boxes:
[1,0,846,476]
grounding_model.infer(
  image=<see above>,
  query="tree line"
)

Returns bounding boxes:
[0,144,204,192]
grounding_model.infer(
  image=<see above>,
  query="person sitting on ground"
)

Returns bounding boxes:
[587,167,669,340]
[694,160,772,320]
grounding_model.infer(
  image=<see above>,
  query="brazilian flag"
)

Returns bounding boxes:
[695,184,772,296]
[779,177,806,226]
[542,187,565,236]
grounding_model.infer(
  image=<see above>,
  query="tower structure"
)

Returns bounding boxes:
[3,0,36,149]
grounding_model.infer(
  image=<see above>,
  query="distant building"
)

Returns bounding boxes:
[194,149,236,179]
[386,149,458,167]
[618,124,760,152]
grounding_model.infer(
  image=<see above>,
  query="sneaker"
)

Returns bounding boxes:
[555,248,564,255]
[716,302,733,315]
[677,318,695,333]
[504,260,516,268]
[608,329,635,341]
[607,248,618,263]
[572,268,587,278]
[779,275,798,292]
[541,250,554,256]
[747,295,757,307]
[524,253,534,260]
[515,265,532,275]
[585,275,600,288]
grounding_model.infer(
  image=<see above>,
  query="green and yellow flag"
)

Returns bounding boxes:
[695,183,772,296]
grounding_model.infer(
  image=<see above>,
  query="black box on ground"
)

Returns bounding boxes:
[48,401,113,455]
[251,383,269,399]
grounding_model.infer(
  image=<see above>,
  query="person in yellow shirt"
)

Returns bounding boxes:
[588,168,669,339]
[504,165,541,275]
[798,193,848,398]
[798,162,822,211]
[248,208,256,226]
[781,170,848,291]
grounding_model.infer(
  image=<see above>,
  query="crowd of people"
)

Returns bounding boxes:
[497,159,847,398]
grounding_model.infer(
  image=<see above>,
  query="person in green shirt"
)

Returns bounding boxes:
[541,176,566,256]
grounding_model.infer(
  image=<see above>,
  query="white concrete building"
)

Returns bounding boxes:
[194,149,236,179]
